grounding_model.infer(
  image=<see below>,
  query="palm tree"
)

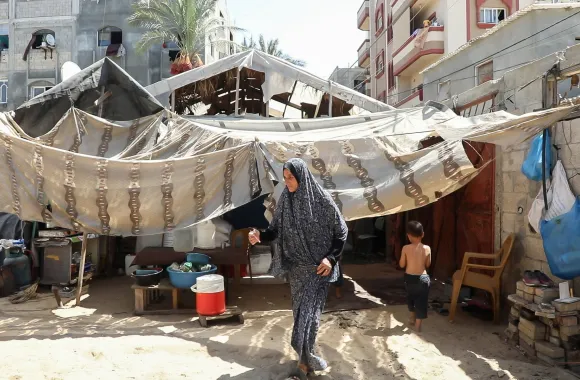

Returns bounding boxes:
[128,0,242,74]
[242,35,306,67]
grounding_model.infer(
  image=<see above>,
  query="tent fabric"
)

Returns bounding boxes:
[0,101,575,236]
[14,58,163,138]
[0,55,576,237]
[144,50,393,114]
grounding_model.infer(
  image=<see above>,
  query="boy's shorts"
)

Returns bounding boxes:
[404,273,430,319]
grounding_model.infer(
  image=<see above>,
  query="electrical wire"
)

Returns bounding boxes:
[347,8,580,102]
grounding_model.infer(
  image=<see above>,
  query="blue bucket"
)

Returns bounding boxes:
[186,253,211,266]
[167,265,217,289]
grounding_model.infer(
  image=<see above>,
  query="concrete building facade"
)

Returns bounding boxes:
[328,66,369,96]
[357,0,527,108]
[0,0,234,110]
[421,3,580,295]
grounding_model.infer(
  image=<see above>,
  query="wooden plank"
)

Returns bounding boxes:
[134,288,145,314]
[172,288,179,310]
[75,232,89,306]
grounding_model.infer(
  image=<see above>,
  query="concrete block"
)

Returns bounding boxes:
[516,281,525,291]
[535,340,565,359]
[523,237,547,262]
[523,291,535,302]
[551,327,561,338]
[502,192,528,214]
[519,331,536,347]
[549,336,562,347]
[519,318,546,339]
[566,350,580,362]
[560,325,580,336]
[502,212,518,234]
[537,352,565,366]
[519,337,537,357]
[503,150,525,172]
[502,173,514,192]
[508,323,519,333]
[510,307,520,318]
[559,316,578,327]
[535,287,560,298]
[554,301,580,313]
[513,173,531,193]
[520,258,543,272]
[516,289,524,298]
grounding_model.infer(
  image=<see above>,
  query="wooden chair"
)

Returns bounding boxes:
[449,234,515,324]
[230,228,253,283]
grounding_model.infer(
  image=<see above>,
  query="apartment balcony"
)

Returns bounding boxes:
[392,26,444,77]
[395,88,423,108]
[357,39,371,68]
[357,0,370,31]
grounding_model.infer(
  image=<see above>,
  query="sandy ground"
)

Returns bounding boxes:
[0,264,575,380]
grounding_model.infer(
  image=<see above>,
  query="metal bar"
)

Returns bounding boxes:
[234,68,241,116]
[75,232,88,306]
[283,81,297,117]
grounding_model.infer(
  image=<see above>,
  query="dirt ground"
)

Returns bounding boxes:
[0,264,575,380]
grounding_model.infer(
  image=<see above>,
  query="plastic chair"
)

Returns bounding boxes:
[448,234,515,324]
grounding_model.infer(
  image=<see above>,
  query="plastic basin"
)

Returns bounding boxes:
[186,253,211,266]
[132,268,163,287]
[167,265,217,289]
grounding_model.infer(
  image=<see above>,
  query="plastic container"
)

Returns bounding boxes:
[132,268,163,287]
[3,248,31,288]
[191,274,226,316]
[186,253,211,266]
[167,265,217,289]
[125,254,139,276]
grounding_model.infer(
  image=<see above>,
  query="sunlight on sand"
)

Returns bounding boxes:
[469,351,515,380]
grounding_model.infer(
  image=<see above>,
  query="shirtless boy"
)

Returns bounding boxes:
[399,221,431,332]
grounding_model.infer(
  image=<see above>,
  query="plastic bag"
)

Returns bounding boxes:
[540,198,580,280]
[528,161,576,233]
[521,132,552,181]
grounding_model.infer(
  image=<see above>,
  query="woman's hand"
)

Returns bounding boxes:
[248,229,261,246]
[316,258,332,276]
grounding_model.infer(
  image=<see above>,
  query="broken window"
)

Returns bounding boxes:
[98,26,122,47]
[30,85,52,99]
[22,29,55,61]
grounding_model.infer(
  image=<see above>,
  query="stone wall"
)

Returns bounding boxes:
[16,0,72,18]
[499,119,580,297]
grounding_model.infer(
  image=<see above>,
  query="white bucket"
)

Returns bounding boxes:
[191,274,224,294]
[125,254,138,276]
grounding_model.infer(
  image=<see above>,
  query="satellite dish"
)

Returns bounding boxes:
[45,34,55,47]
[61,61,81,82]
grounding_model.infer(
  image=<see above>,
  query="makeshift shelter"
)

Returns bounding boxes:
[145,50,392,117]
[0,56,575,237]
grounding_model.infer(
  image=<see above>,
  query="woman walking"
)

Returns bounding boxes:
[249,158,347,379]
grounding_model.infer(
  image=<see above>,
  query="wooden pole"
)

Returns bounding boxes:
[234,68,241,116]
[171,91,176,112]
[328,81,333,118]
[283,81,298,117]
[97,87,105,118]
[75,232,88,306]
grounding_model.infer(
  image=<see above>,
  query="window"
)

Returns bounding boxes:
[0,25,8,51]
[479,8,506,24]
[31,29,56,49]
[0,80,7,104]
[387,12,393,43]
[476,61,493,85]
[98,26,122,47]
[375,4,384,34]
[30,86,52,99]
[376,50,385,77]
[388,61,394,90]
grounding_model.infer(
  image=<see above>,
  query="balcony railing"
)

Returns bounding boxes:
[395,88,423,108]
[357,39,370,68]
[392,26,444,77]
[357,0,370,31]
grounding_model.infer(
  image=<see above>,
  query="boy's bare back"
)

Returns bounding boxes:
[400,243,431,276]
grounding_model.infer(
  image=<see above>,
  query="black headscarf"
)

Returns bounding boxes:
[269,158,347,280]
